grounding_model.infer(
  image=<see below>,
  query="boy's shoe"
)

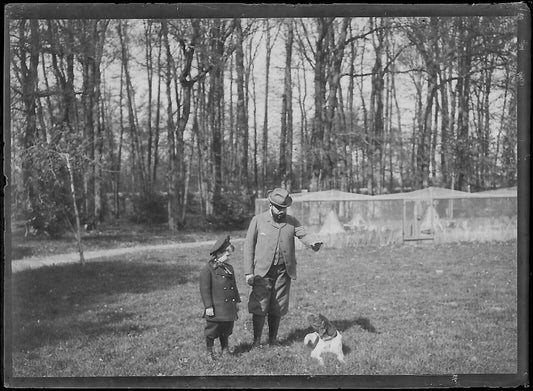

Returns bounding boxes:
[206,351,217,361]
[220,348,233,357]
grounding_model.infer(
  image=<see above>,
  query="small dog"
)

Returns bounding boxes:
[304,313,345,365]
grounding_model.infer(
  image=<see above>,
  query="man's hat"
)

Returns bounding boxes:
[209,235,232,256]
[268,188,292,208]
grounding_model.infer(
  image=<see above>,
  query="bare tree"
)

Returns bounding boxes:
[12,19,41,223]
[279,18,294,190]
[143,20,155,186]
[234,18,249,185]
[118,20,147,194]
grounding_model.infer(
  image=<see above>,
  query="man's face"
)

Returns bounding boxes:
[270,203,287,221]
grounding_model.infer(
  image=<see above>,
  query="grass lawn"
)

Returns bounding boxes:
[8,240,518,378]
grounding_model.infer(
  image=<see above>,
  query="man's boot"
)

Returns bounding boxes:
[268,314,281,346]
[205,337,217,361]
[252,314,265,348]
[220,335,231,357]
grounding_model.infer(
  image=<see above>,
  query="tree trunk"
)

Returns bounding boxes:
[501,85,517,187]
[251,57,259,194]
[261,19,272,196]
[115,64,126,218]
[75,20,108,224]
[357,43,370,192]
[209,20,226,215]
[161,20,178,230]
[181,132,194,224]
[439,69,450,186]
[455,18,473,191]
[175,19,206,225]
[347,30,356,191]
[431,89,439,185]
[93,21,108,224]
[118,20,147,194]
[494,65,510,177]
[63,153,85,265]
[80,22,96,222]
[228,55,235,178]
[234,19,249,187]
[279,19,294,189]
[392,59,404,191]
[19,20,40,224]
[310,18,329,191]
[153,29,163,185]
[196,80,208,216]
[481,57,494,189]
[144,21,154,186]
[370,17,385,194]
[324,18,349,190]
[386,48,393,192]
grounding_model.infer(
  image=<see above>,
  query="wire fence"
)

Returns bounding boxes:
[256,188,517,247]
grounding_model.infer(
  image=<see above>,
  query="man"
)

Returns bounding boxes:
[243,187,322,347]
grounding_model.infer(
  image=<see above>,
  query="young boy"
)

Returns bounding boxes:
[199,235,241,360]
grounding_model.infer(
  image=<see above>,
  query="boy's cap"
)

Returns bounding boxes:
[210,235,232,256]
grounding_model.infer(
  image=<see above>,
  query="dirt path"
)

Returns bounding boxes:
[11,238,246,273]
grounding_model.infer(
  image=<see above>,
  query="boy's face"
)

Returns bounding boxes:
[217,245,234,263]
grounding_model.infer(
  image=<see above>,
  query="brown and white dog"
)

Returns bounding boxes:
[304,313,345,365]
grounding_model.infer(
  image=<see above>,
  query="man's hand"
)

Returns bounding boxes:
[311,241,323,252]
[245,274,255,286]
[205,307,214,317]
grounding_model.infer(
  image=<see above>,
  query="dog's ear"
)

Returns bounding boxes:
[316,314,336,338]
[304,332,319,348]
[308,314,321,331]
[317,320,327,336]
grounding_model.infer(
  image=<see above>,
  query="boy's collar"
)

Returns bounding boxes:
[210,259,232,274]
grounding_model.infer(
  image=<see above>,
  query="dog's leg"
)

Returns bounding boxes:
[310,346,325,366]
[335,339,346,364]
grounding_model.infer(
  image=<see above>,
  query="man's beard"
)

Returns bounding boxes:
[273,212,286,222]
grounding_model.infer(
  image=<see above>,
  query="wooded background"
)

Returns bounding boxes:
[8,15,519,235]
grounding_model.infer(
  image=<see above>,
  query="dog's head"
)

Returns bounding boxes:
[307,313,329,331]
[307,313,337,339]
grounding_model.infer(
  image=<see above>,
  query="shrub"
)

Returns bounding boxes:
[17,141,92,238]
[209,190,254,230]
[23,175,72,238]
[129,191,168,224]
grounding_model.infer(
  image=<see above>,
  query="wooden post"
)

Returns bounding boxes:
[63,153,85,265]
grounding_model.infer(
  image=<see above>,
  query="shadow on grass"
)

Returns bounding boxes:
[333,317,379,334]
[231,316,378,356]
[283,316,379,345]
[231,341,293,356]
[11,259,198,351]
[232,342,255,355]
